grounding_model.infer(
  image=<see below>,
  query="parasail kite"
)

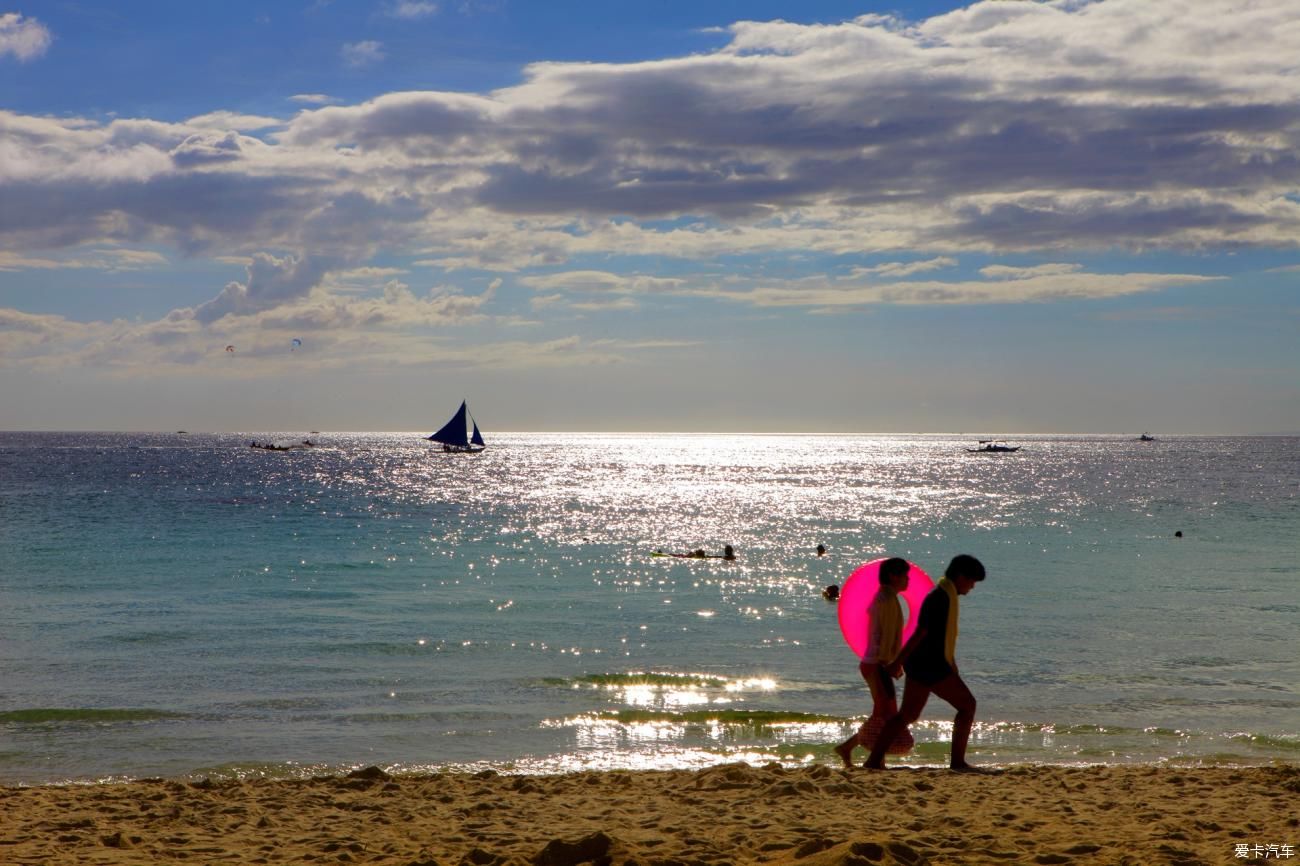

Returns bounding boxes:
[291,338,302,351]
[225,345,235,353]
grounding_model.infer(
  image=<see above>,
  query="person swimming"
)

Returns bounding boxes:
[655,545,735,560]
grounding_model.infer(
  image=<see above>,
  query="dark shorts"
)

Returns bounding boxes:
[903,657,954,688]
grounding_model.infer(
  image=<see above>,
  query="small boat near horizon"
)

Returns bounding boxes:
[967,440,1021,453]
[1138,432,1156,441]
[428,400,486,453]
[249,438,316,451]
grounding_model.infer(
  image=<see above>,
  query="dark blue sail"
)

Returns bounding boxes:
[428,400,470,448]
[428,401,486,452]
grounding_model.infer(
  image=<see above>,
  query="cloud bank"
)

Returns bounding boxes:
[3,0,1298,370]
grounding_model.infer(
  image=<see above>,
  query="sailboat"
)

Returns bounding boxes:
[427,400,486,453]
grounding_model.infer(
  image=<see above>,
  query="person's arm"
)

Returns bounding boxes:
[888,589,945,676]
[887,626,925,676]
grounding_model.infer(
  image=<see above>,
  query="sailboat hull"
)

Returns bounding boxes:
[439,444,485,454]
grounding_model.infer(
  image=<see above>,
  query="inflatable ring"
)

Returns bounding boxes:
[837,558,934,659]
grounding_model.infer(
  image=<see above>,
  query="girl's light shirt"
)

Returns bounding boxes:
[862,588,903,664]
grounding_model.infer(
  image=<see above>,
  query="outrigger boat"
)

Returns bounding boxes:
[249,439,315,451]
[428,400,486,453]
[967,440,1021,453]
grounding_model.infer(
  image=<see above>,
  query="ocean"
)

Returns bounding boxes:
[1,431,1296,784]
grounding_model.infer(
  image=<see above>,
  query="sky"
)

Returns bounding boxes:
[1,0,1298,434]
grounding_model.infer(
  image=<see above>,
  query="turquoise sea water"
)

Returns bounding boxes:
[1,432,1296,784]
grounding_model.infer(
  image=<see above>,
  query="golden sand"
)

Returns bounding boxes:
[2,763,1296,865]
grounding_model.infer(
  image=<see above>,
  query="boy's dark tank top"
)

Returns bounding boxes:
[903,585,954,685]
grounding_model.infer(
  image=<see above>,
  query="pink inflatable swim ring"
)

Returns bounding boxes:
[837,558,934,659]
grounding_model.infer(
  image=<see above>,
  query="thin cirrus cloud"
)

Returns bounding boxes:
[341,40,385,67]
[2,0,1300,372]
[0,249,167,272]
[387,1,439,18]
[289,94,339,105]
[852,258,958,279]
[522,267,1223,309]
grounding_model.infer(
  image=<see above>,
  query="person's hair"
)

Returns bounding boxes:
[945,554,986,582]
[879,557,910,585]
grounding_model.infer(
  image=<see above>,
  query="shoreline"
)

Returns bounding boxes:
[2,763,1295,865]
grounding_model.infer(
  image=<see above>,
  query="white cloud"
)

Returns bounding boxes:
[323,266,411,294]
[0,287,667,373]
[388,1,438,19]
[518,264,1223,309]
[705,271,1224,308]
[0,248,166,271]
[185,111,283,131]
[290,93,338,105]
[569,297,641,312]
[192,253,334,324]
[0,12,50,62]
[520,271,687,295]
[853,257,958,279]
[342,40,385,67]
[979,263,1083,281]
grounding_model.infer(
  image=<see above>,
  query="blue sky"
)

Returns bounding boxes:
[2,0,1297,433]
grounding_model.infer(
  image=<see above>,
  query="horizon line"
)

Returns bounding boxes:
[2,429,1296,437]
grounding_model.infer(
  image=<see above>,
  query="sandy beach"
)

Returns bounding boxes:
[2,763,1295,865]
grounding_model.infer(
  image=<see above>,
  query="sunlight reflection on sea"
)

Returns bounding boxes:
[0,432,1296,782]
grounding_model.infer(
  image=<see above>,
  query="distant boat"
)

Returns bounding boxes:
[1138,433,1156,441]
[428,400,486,453]
[249,439,315,451]
[967,440,1021,453]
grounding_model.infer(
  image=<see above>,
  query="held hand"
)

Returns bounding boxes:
[886,661,903,678]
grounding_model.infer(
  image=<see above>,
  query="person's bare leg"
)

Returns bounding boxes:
[930,673,976,769]
[834,732,858,767]
[836,662,887,768]
[864,677,929,769]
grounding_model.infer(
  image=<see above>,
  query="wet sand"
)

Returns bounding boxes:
[1,763,1295,865]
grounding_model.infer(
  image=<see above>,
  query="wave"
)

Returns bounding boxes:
[102,631,191,645]
[0,708,185,725]
[550,709,844,728]
[543,665,738,686]
[1229,733,1300,752]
